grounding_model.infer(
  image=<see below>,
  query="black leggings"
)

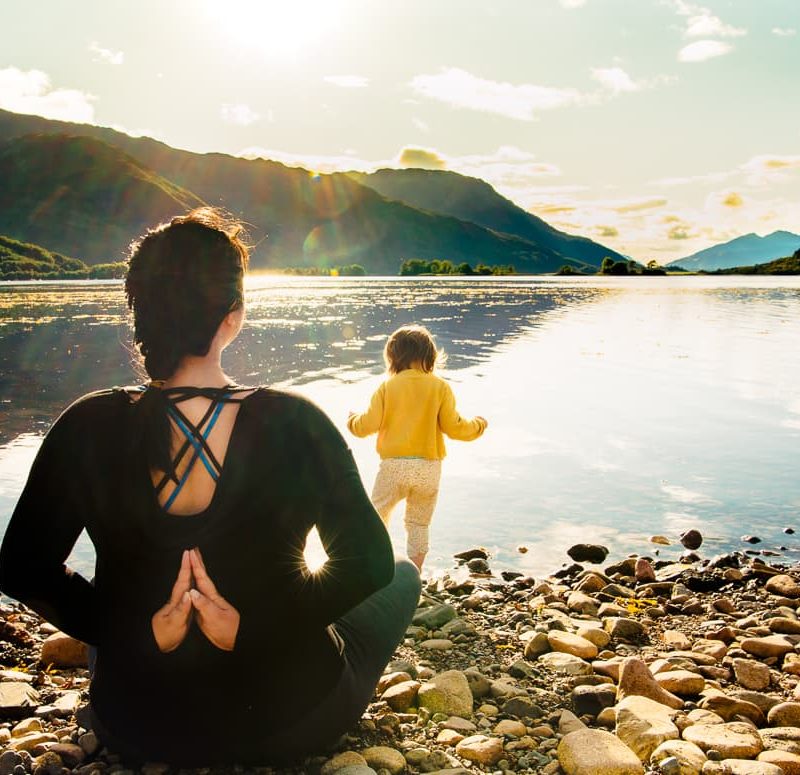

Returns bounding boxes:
[92,559,421,765]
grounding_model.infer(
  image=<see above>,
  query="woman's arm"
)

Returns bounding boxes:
[299,397,394,626]
[438,381,487,441]
[0,403,98,645]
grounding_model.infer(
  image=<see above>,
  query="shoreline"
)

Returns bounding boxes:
[3,540,800,774]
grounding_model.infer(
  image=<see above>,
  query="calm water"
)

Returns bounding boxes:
[1,275,799,576]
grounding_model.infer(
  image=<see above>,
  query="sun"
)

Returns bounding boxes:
[203,0,341,59]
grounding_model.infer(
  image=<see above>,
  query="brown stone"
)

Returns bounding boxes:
[765,575,800,598]
[40,633,88,669]
[617,656,684,709]
[454,734,504,765]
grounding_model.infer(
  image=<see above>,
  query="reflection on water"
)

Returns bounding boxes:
[1,276,799,576]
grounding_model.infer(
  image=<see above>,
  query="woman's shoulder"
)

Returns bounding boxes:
[243,387,337,431]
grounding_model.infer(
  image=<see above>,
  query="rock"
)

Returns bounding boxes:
[441,716,477,733]
[417,671,473,718]
[568,591,600,616]
[733,660,771,692]
[558,728,644,774]
[758,749,800,774]
[361,746,407,774]
[538,651,593,675]
[547,631,598,660]
[741,535,762,544]
[0,683,40,719]
[605,618,646,641]
[502,696,543,719]
[577,626,611,649]
[382,680,420,712]
[682,722,764,759]
[765,575,800,599]
[650,739,707,775]
[454,735,503,766]
[412,604,457,629]
[681,530,704,550]
[662,630,692,651]
[767,617,800,635]
[40,632,88,668]
[740,636,795,659]
[321,751,370,775]
[693,640,728,661]
[655,671,706,697]
[437,729,464,746]
[713,761,782,775]
[652,535,671,545]
[768,702,800,727]
[635,559,657,583]
[332,767,377,775]
[419,639,454,650]
[12,718,42,736]
[617,657,684,709]
[523,632,551,659]
[78,732,99,756]
[494,719,527,737]
[454,548,488,562]
[567,544,609,564]
[616,695,681,761]
[0,751,24,775]
[463,669,491,699]
[7,731,58,752]
[46,744,84,768]
[785,655,800,677]
[466,557,490,574]
[572,684,617,716]
[50,690,81,717]
[378,671,413,694]
[698,694,764,725]
[559,709,587,734]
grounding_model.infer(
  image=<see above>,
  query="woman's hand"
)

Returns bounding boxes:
[188,548,240,651]
[151,549,193,653]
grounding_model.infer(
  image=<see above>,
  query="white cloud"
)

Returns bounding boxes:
[684,13,745,38]
[0,67,95,122]
[772,27,797,37]
[671,1,746,37]
[220,103,260,126]
[559,0,587,7]
[88,41,124,65]
[740,154,800,184]
[590,67,639,94]
[409,67,581,121]
[678,40,733,63]
[323,75,369,88]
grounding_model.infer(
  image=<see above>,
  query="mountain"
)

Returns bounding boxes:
[0,109,610,273]
[0,233,125,279]
[350,167,625,266]
[711,249,800,275]
[0,134,204,263]
[669,231,800,271]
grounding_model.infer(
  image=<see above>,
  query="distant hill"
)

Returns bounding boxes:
[0,109,608,273]
[0,233,125,279]
[710,249,800,275]
[0,134,204,263]
[669,230,800,271]
[350,167,625,266]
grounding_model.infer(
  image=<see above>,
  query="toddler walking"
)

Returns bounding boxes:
[348,325,487,571]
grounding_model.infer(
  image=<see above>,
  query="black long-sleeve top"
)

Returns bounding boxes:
[0,387,394,764]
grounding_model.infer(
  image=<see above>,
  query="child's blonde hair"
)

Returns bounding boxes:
[384,324,443,374]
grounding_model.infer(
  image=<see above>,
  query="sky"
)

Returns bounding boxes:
[1,0,798,262]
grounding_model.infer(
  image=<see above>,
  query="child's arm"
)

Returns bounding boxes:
[438,382,487,441]
[347,383,385,437]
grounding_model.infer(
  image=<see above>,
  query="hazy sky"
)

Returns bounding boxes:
[1,0,798,261]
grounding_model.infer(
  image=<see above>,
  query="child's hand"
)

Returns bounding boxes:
[476,416,488,429]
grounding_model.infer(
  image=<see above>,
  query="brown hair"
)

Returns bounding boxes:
[124,207,249,475]
[384,324,441,374]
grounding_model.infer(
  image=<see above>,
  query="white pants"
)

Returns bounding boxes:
[371,458,442,558]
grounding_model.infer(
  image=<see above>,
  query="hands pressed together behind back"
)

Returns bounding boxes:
[151,548,240,653]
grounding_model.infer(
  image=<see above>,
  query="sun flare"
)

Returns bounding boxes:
[203,0,341,58]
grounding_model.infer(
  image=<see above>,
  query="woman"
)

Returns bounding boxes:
[0,208,421,765]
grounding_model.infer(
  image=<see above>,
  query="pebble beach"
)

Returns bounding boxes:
[4,534,800,775]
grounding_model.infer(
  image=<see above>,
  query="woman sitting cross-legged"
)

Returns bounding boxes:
[0,208,421,766]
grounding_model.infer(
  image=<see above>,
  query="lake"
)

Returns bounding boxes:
[1,275,799,577]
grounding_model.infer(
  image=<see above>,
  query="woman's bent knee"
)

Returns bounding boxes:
[393,558,422,603]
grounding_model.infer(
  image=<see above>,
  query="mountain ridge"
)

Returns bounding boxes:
[669,230,800,271]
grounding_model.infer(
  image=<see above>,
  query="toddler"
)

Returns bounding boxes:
[348,325,487,570]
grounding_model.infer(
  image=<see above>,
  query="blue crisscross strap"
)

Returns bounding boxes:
[153,385,252,511]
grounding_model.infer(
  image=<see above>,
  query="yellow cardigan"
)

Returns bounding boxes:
[347,369,486,460]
